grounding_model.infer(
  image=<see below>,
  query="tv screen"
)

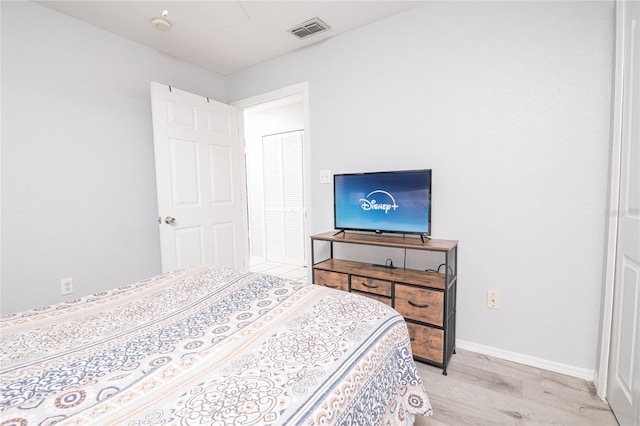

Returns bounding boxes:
[334,169,432,235]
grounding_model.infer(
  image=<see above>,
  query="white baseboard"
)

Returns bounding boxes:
[456,339,596,382]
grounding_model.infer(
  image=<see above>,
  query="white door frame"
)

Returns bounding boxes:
[595,7,623,399]
[232,83,312,276]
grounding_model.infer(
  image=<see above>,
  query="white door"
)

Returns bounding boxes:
[150,82,247,272]
[607,1,640,425]
[263,131,306,266]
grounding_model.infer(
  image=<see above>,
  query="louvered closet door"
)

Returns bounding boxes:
[262,131,305,266]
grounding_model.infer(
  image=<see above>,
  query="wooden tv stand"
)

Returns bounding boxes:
[310,231,458,375]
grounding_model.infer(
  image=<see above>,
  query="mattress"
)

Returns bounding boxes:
[1,265,432,425]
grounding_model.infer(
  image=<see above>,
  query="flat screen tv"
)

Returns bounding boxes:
[334,169,432,236]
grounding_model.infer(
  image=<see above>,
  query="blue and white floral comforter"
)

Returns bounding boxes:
[1,265,432,425]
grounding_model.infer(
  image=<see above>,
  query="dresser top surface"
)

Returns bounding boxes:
[311,231,458,251]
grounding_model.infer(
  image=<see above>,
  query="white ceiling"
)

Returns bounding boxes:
[37,1,425,75]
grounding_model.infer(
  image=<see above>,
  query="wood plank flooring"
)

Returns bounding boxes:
[413,349,618,425]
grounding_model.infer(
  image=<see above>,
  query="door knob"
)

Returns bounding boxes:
[164,216,176,224]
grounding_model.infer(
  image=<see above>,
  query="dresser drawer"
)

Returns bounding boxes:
[395,285,444,326]
[406,322,444,363]
[350,275,392,297]
[353,291,392,307]
[313,269,348,292]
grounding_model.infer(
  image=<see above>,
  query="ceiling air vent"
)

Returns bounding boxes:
[289,18,330,39]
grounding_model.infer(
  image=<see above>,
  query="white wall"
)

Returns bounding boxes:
[0,1,227,313]
[226,1,614,373]
[0,0,615,375]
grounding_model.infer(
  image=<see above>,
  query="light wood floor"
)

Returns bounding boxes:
[413,349,619,425]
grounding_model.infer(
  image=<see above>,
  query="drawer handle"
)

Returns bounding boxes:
[362,282,379,289]
[408,300,429,308]
[410,337,416,342]
[324,283,339,289]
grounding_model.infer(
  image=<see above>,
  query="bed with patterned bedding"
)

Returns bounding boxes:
[1,265,432,425]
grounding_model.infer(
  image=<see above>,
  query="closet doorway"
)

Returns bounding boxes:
[241,91,308,272]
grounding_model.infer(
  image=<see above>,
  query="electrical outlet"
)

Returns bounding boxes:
[61,278,73,295]
[487,290,500,309]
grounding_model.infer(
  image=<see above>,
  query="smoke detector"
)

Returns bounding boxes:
[152,10,172,31]
[289,18,330,39]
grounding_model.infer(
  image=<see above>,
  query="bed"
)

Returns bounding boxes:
[1,265,433,425]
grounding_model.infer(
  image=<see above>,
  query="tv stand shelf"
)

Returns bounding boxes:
[311,231,458,374]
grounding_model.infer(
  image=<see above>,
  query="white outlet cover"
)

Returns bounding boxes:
[487,290,500,309]
[61,278,73,295]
